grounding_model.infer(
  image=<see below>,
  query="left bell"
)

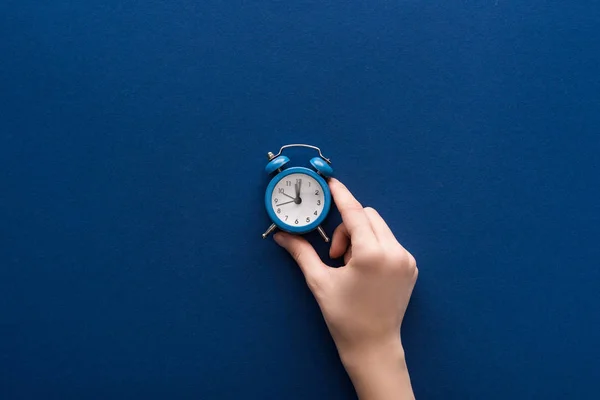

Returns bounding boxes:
[265,155,290,175]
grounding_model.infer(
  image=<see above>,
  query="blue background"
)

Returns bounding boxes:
[1,1,599,399]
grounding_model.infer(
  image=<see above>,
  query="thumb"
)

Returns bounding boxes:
[274,232,327,284]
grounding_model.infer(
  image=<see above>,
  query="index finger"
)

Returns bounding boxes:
[328,178,375,244]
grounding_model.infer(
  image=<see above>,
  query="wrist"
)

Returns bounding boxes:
[338,336,406,377]
[338,337,414,400]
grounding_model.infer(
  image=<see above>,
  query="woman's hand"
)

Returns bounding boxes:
[274,178,418,400]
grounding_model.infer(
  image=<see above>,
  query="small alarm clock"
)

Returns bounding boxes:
[261,144,334,242]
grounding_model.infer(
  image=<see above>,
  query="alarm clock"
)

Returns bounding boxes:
[261,144,334,242]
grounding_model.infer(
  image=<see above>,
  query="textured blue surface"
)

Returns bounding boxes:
[264,167,331,234]
[1,1,599,399]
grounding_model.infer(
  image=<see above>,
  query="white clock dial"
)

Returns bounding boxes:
[271,173,325,228]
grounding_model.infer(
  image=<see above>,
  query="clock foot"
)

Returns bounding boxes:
[317,226,330,242]
[262,223,277,239]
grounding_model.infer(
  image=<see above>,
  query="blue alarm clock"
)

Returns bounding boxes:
[262,144,334,242]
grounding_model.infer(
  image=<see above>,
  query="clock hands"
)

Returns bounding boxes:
[277,200,295,206]
[293,179,303,204]
[278,182,303,207]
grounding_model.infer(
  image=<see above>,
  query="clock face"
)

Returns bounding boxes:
[270,172,326,228]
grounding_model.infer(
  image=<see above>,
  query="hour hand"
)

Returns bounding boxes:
[281,191,295,200]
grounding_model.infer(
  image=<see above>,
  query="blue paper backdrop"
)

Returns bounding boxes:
[2,1,599,399]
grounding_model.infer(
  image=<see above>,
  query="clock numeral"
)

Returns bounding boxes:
[295,219,299,225]
[306,217,310,223]
[278,188,284,193]
[285,215,288,221]
[296,179,301,183]
[317,200,321,205]
[277,208,281,214]
[286,181,291,186]
[274,198,278,203]
[315,190,319,195]
[308,182,311,187]
[314,211,318,216]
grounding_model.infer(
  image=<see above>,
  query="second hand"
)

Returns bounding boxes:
[277,200,295,206]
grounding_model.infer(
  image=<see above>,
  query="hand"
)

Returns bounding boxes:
[276,200,295,206]
[281,191,296,200]
[274,178,418,400]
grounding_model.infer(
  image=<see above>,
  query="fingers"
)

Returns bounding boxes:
[363,207,396,243]
[328,179,375,245]
[330,223,350,259]
[344,245,353,264]
[274,232,328,283]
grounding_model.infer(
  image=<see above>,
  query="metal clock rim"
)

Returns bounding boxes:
[264,167,332,234]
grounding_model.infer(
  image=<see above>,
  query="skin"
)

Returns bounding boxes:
[274,178,418,400]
